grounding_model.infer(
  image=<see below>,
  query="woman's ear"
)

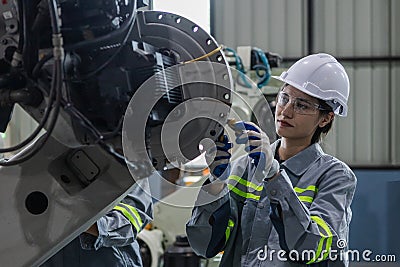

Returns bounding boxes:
[319,112,334,128]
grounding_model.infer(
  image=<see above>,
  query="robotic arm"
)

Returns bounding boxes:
[0,1,233,266]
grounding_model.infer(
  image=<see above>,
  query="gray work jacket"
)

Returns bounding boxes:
[187,140,357,267]
[41,179,153,267]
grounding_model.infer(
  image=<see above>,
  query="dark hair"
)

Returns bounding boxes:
[277,84,334,144]
[311,99,334,144]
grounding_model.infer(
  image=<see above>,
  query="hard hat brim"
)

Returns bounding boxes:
[271,75,284,84]
[271,75,348,116]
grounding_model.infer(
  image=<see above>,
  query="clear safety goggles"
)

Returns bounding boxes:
[277,91,329,115]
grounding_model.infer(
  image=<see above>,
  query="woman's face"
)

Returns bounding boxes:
[274,85,332,144]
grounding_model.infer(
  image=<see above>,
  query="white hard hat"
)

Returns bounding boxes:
[272,53,350,116]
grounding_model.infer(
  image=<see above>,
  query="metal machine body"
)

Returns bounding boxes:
[0,1,232,266]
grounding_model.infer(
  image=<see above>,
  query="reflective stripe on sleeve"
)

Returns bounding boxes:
[227,184,261,201]
[228,175,263,192]
[306,215,334,264]
[225,219,235,244]
[294,185,318,194]
[294,185,318,204]
[227,175,263,201]
[298,196,314,203]
[119,202,143,227]
[113,203,143,232]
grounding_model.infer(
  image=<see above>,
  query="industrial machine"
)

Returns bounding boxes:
[135,47,282,267]
[0,1,233,266]
[223,46,282,142]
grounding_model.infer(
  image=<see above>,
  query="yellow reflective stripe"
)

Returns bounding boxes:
[227,184,260,201]
[310,216,334,263]
[307,236,326,264]
[228,175,263,192]
[311,216,333,237]
[298,196,314,203]
[225,219,235,243]
[322,236,333,260]
[294,185,318,194]
[113,206,140,232]
[119,203,143,227]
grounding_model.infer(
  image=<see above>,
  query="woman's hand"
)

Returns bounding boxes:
[230,121,279,180]
[208,134,232,181]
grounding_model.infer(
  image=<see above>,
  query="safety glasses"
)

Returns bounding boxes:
[277,91,329,115]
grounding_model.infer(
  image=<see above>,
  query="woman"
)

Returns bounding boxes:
[186,53,357,266]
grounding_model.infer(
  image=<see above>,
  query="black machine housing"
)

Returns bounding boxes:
[0,0,232,171]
